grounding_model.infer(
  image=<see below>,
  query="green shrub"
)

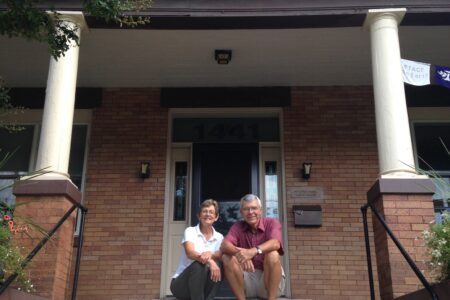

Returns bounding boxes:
[0,204,34,292]
[422,211,450,282]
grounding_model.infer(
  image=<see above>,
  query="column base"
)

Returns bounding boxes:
[367,178,435,300]
[380,170,428,179]
[12,179,81,300]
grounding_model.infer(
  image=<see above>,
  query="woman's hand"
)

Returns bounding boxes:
[199,251,213,264]
[207,259,222,282]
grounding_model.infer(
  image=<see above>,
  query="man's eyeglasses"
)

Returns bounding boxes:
[242,207,260,213]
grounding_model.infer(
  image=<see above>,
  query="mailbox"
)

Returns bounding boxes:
[293,205,322,227]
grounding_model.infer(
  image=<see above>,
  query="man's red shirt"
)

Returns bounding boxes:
[224,217,284,271]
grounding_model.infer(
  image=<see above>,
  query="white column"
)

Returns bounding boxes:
[35,12,86,179]
[364,8,419,178]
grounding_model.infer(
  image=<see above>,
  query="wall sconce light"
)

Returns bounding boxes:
[140,162,150,179]
[215,49,232,64]
[302,162,312,179]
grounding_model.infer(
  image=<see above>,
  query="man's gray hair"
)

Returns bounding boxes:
[240,194,262,208]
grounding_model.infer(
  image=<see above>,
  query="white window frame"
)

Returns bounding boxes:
[409,107,450,221]
[0,109,92,233]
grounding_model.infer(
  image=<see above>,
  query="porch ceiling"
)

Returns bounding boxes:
[1,26,450,88]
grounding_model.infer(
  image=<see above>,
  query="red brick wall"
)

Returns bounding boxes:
[78,86,385,299]
[14,195,76,300]
[284,86,380,300]
[372,194,435,299]
[77,89,168,300]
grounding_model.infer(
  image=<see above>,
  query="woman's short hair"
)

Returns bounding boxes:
[240,194,262,208]
[199,199,219,216]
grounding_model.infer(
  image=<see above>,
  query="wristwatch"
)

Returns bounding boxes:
[255,246,263,255]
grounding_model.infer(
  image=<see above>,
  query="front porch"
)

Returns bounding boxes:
[1,86,444,299]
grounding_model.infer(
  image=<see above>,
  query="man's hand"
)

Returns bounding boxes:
[234,247,257,272]
[241,259,255,272]
[207,259,221,282]
[235,247,256,263]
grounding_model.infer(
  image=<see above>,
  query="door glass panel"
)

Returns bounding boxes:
[200,148,251,235]
[69,125,88,189]
[264,161,279,219]
[173,161,187,221]
[192,143,258,236]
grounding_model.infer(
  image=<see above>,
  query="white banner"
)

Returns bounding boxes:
[401,59,430,86]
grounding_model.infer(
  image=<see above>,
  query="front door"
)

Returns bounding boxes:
[192,143,259,297]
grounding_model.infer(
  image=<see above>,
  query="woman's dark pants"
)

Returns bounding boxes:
[170,261,222,300]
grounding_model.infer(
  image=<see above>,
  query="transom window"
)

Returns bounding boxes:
[172,118,280,143]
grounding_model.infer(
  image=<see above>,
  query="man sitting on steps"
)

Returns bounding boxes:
[221,194,285,300]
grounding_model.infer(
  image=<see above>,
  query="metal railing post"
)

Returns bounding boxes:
[361,205,376,300]
[71,207,87,300]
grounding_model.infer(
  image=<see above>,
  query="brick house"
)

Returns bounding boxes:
[1,1,450,299]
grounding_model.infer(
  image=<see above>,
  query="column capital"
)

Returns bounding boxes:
[363,8,406,30]
[51,11,88,32]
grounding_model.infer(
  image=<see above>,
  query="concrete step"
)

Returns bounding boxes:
[160,298,310,300]
[0,288,49,300]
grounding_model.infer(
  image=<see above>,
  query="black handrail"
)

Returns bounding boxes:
[0,201,88,300]
[361,202,439,300]
[361,207,376,300]
[71,205,87,300]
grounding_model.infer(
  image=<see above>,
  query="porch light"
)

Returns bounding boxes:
[302,162,312,179]
[140,162,150,179]
[215,49,232,64]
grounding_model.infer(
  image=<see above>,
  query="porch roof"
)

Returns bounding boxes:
[19,0,450,28]
[1,2,450,88]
